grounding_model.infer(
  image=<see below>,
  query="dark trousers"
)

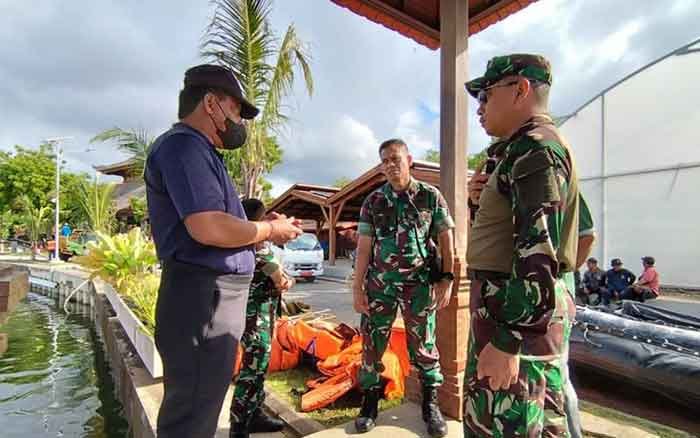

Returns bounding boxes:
[583,287,607,305]
[620,286,657,302]
[155,259,250,438]
[600,287,622,305]
[465,277,582,437]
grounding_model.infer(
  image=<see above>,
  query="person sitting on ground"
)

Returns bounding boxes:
[603,258,636,305]
[582,257,607,305]
[620,256,660,303]
[230,198,294,438]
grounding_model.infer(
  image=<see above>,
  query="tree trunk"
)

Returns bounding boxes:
[242,166,264,200]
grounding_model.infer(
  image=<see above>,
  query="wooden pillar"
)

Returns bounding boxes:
[329,205,337,265]
[406,0,471,420]
[328,200,346,266]
[318,205,332,264]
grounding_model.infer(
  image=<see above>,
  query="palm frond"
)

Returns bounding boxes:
[262,24,313,129]
[90,127,152,177]
[200,0,313,198]
[201,0,276,109]
[78,180,116,234]
[19,195,52,243]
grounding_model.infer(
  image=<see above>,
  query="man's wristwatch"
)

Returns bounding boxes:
[440,272,455,282]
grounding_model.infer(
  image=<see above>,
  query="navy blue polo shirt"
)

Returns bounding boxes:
[145,122,255,275]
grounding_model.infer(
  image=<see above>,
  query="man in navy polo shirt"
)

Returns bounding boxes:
[145,64,303,438]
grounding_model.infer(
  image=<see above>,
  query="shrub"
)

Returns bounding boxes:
[74,228,157,290]
[121,273,159,335]
[74,228,159,334]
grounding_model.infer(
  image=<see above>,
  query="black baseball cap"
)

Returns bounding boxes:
[587,257,598,264]
[611,258,623,266]
[184,64,259,120]
[642,256,655,265]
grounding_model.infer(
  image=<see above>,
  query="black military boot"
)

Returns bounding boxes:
[248,408,285,432]
[354,388,380,433]
[422,387,447,437]
[229,421,248,438]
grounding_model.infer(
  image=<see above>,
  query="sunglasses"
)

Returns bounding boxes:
[477,81,519,104]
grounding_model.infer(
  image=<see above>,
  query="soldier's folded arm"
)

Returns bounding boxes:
[488,147,563,355]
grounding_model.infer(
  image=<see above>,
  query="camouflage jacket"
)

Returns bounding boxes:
[358,178,454,277]
[479,115,580,355]
[249,242,282,301]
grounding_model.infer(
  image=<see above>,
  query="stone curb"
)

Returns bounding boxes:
[263,387,326,437]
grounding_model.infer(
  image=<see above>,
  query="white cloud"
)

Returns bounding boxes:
[500,0,569,37]
[394,109,437,158]
[596,19,646,63]
[339,116,379,162]
[670,0,697,17]
[267,175,293,198]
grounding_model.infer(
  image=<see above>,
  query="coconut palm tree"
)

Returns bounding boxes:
[201,0,313,198]
[78,178,116,234]
[19,195,52,259]
[90,128,153,178]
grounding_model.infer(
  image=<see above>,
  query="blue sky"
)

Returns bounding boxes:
[1,0,698,196]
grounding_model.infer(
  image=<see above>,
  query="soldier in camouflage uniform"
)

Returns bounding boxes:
[463,54,583,437]
[352,139,455,437]
[470,142,595,438]
[230,198,292,438]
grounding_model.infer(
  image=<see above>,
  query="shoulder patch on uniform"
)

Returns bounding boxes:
[512,148,560,210]
[512,148,554,180]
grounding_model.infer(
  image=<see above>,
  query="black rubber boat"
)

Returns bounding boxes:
[570,300,700,411]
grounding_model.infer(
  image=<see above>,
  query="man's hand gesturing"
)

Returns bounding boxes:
[267,216,303,245]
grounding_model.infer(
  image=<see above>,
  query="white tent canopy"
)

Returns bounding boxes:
[560,38,700,289]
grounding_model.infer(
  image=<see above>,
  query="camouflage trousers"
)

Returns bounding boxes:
[230,295,277,424]
[463,279,573,438]
[359,271,443,390]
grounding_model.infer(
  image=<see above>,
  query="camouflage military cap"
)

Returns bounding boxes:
[465,54,552,98]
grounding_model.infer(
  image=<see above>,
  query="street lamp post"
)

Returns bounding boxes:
[45,137,73,262]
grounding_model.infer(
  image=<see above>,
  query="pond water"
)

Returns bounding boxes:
[0,292,129,437]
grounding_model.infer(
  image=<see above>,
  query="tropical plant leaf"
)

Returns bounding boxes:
[90,127,153,177]
[201,0,313,198]
[78,179,116,234]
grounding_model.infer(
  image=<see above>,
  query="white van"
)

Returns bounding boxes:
[272,233,324,281]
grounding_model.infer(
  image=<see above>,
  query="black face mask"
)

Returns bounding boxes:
[213,101,247,150]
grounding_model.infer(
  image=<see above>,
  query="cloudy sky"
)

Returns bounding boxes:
[1,0,699,195]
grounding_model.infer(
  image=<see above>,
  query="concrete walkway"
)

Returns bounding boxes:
[305,402,460,438]
[214,387,287,438]
[302,402,658,438]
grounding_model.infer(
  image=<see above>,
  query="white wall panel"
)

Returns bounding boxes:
[604,168,700,288]
[605,50,700,174]
[560,97,602,180]
[560,45,700,288]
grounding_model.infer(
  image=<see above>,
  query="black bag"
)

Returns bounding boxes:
[414,224,443,284]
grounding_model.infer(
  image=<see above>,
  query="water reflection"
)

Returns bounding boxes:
[0,292,129,437]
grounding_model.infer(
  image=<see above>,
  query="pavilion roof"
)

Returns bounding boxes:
[266,161,473,223]
[329,0,538,50]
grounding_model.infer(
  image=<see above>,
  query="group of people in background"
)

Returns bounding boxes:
[578,256,660,305]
